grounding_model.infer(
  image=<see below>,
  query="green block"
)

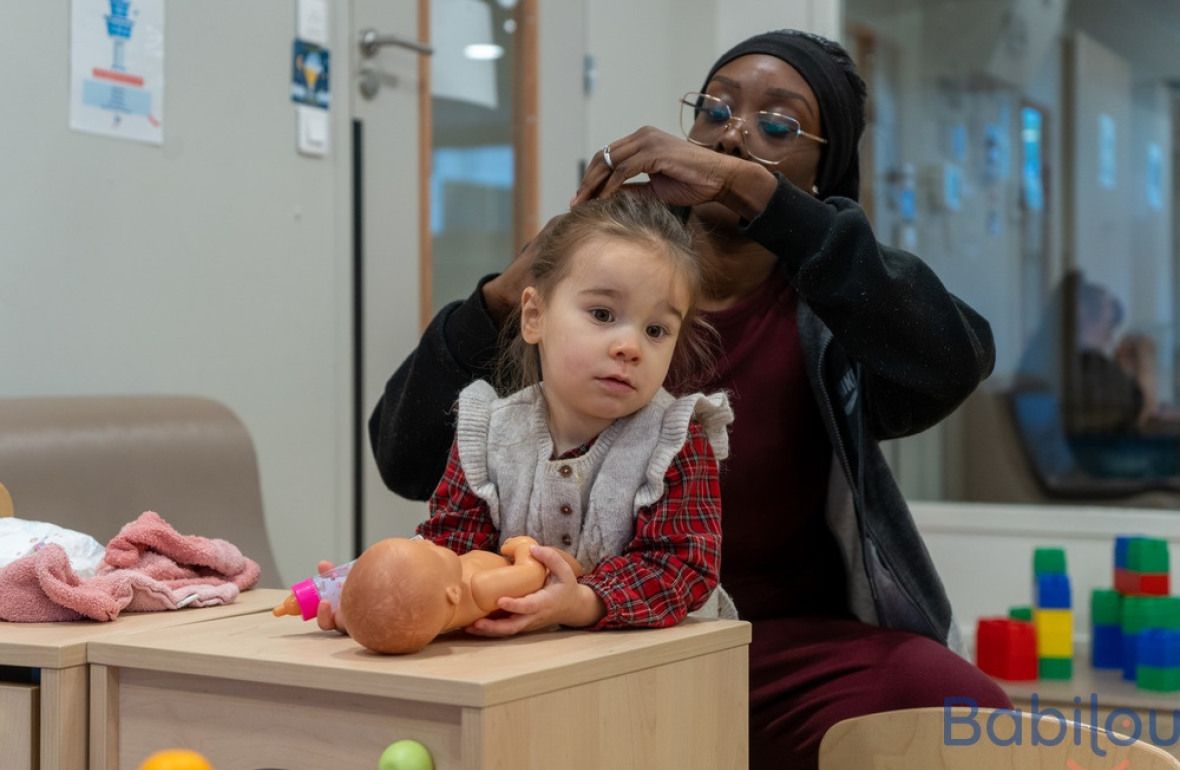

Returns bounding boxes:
[1157,597,1180,630]
[1137,665,1180,692]
[1128,537,1169,573]
[1034,547,1067,576]
[1039,657,1073,680]
[1091,589,1122,626]
[1123,596,1163,634]
[1126,596,1180,632]
[1009,605,1033,622]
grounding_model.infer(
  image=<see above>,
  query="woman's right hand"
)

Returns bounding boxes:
[571,126,778,220]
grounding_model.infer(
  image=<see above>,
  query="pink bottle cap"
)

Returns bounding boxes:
[290,578,321,620]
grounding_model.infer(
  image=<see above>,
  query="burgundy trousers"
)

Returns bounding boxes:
[748,616,1012,769]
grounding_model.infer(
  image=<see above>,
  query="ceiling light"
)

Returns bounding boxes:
[464,43,504,60]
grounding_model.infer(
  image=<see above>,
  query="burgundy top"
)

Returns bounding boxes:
[701,270,848,620]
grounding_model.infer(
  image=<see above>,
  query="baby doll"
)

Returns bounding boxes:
[337,535,582,654]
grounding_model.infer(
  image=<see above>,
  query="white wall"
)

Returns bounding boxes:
[0,1,356,585]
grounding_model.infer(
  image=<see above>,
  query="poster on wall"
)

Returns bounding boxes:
[70,0,165,145]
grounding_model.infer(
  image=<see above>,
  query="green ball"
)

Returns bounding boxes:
[377,739,434,770]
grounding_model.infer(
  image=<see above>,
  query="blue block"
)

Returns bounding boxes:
[1115,535,1135,570]
[1138,629,1180,668]
[1123,631,1142,681]
[1035,573,1072,609]
[1092,624,1123,669]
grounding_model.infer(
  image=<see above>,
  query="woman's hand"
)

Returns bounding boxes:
[480,214,563,328]
[465,545,605,637]
[314,560,349,635]
[571,126,778,220]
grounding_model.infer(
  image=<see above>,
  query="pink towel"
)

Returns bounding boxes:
[0,511,260,622]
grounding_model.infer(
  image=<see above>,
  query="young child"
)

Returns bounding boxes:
[327,193,733,641]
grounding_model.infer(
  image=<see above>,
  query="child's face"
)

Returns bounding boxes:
[521,235,691,434]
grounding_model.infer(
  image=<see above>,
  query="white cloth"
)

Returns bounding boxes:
[0,518,106,578]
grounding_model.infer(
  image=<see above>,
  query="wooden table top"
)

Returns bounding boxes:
[87,612,751,708]
[0,588,287,669]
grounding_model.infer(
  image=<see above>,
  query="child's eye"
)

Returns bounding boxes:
[590,308,614,323]
[646,324,669,339]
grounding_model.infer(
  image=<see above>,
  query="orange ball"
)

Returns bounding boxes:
[138,749,214,770]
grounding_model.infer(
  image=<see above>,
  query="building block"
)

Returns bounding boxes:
[1116,569,1171,597]
[1123,631,1143,681]
[1034,608,1073,658]
[1137,665,1180,692]
[1035,573,1071,609]
[1091,589,1121,626]
[975,618,1037,681]
[1138,628,1180,669]
[1039,657,1072,679]
[1092,624,1122,669]
[1140,573,1171,596]
[1114,536,1133,570]
[1009,605,1032,622]
[1128,537,1169,574]
[1034,547,1067,576]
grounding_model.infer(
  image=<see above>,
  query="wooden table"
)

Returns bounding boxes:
[87,613,751,770]
[0,588,286,770]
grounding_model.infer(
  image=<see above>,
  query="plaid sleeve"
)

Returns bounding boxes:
[417,437,500,554]
[578,420,723,629]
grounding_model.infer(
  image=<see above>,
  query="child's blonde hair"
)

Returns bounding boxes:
[496,192,715,396]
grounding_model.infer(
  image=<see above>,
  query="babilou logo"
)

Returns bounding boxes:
[945,695,1180,762]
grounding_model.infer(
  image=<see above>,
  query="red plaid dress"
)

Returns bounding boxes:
[419,420,722,629]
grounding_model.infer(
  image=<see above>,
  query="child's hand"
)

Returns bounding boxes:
[313,560,349,635]
[465,545,605,637]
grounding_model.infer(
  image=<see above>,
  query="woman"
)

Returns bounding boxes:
[370,29,1011,768]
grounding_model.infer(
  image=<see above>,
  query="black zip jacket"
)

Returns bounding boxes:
[369,177,995,646]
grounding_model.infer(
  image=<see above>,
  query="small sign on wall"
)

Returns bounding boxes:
[69,0,165,144]
[293,0,330,156]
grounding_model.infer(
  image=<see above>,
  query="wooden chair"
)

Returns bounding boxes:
[0,395,281,587]
[819,707,1180,769]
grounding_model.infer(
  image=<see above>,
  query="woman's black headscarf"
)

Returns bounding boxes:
[701,29,866,201]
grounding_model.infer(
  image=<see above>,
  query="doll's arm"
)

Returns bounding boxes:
[468,536,585,611]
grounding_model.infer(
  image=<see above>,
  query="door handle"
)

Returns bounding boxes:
[359,28,433,57]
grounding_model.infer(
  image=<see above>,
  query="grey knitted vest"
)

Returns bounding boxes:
[454,380,733,570]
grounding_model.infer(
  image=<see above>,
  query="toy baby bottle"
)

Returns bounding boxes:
[272,559,356,621]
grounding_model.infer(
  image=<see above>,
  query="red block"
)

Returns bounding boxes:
[1115,568,1171,596]
[1140,573,1170,596]
[976,618,1037,681]
[1115,567,1137,595]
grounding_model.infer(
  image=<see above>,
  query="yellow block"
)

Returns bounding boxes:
[1035,608,1073,658]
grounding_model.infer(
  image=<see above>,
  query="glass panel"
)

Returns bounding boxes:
[430,0,518,313]
[846,1,1180,500]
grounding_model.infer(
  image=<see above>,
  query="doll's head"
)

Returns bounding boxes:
[498,193,714,408]
[339,538,464,654]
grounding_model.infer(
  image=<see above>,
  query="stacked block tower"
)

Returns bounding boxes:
[1091,536,1180,692]
[1033,547,1073,680]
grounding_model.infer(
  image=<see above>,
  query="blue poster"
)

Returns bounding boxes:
[291,39,330,109]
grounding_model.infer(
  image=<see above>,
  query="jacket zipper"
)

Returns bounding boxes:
[815,337,880,605]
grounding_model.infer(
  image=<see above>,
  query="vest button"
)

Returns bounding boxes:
[558,464,572,478]
[560,504,573,515]
[561,534,573,546]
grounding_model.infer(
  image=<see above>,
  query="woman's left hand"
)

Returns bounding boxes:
[571,126,777,220]
[465,545,605,636]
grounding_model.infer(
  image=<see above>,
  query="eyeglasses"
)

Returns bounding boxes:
[678,92,827,165]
